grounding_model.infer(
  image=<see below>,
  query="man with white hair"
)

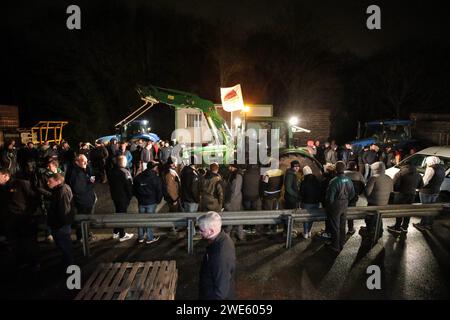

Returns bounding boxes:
[414,156,445,231]
[67,154,97,242]
[198,211,236,300]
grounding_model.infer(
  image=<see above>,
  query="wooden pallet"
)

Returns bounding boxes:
[75,261,178,300]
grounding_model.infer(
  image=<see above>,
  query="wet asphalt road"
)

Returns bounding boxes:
[0,182,448,300]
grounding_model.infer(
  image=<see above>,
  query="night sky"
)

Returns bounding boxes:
[1,0,449,144]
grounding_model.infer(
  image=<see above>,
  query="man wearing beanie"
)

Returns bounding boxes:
[324,161,355,253]
[284,160,301,209]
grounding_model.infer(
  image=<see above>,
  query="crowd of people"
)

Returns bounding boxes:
[0,137,446,280]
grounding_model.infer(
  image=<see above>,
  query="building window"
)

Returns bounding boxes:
[186,113,202,128]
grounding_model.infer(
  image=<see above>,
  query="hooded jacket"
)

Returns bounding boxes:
[300,173,322,204]
[133,168,163,205]
[47,183,73,229]
[393,164,424,195]
[180,165,201,204]
[365,162,393,205]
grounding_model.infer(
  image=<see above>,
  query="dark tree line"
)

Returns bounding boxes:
[1,0,449,144]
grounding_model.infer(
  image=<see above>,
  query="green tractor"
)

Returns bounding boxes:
[136,85,323,176]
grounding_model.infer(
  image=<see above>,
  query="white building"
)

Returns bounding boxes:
[174,104,273,144]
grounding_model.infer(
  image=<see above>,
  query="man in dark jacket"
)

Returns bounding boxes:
[0,168,40,269]
[362,144,379,180]
[67,154,96,241]
[261,159,284,234]
[198,211,236,300]
[242,164,261,210]
[344,161,366,234]
[180,156,201,213]
[299,166,322,238]
[381,145,396,169]
[201,163,224,212]
[90,142,109,183]
[284,160,300,209]
[47,173,74,267]
[325,161,355,253]
[387,163,423,235]
[414,156,446,230]
[109,155,134,242]
[133,162,163,244]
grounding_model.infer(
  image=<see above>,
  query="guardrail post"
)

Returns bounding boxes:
[81,220,90,257]
[187,218,195,255]
[285,214,294,249]
[372,211,382,247]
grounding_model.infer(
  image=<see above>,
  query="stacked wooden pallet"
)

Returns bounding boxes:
[75,261,178,300]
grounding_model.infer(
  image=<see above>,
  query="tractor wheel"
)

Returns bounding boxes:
[279,153,323,178]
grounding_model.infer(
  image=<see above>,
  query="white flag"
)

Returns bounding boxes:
[220,84,244,112]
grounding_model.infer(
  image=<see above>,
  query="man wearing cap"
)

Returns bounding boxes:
[324,161,355,253]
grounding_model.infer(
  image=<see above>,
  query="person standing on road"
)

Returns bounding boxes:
[362,161,393,240]
[362,144,379,180]
[201,162,224,212]
[261,159,284,234]
[0,168,40,270]
[140,141,153,172]
[324,161,355,253]
[414,156,446,231]
[133,162,162,244]
[198,211,236,300]
[284,160,300,209]
[344,161,365,235]
[299,165,322,239]
[163,156,181,212]
[224,163,244,241]
[108,155,134,242]
[180,156,201,213]
[67,154,97,242]
[46,173,74,267]
[387,163,423,235]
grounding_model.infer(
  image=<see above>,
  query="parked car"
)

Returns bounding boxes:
[385,146,450,202]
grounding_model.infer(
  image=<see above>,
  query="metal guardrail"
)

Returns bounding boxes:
[75,203,449,257]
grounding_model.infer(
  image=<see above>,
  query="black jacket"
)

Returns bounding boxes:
[180,165,200,203]
[393,165,424,195]
[47,183,73,229]
[284,168,299,204]
[199,231,236,300]
[344,170,366,205]
[108,166,133,205]
[67,165,96,209]
[1,178,39,217]
[362,150,378,165]
[299,174,322,204]
[133,169,163,205]
[242,165,261,201]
